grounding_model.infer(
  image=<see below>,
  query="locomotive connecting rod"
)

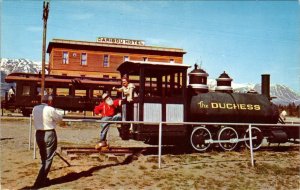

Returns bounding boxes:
[204,136,258,144]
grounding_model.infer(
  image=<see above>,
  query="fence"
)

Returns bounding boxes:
[28,115,300,169]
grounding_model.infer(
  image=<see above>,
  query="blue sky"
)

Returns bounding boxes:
[2,1,300,93]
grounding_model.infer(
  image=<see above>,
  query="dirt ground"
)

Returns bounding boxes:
[1,116,300,190]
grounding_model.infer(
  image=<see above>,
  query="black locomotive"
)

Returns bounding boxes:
[117,61,299,152]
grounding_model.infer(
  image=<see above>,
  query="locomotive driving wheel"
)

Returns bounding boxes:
[217,126,239,151]
[190,126,212,152]
[244,127,263,150]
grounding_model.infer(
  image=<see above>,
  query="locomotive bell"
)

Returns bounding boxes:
[215,71,233,93]
[188,64,209,93]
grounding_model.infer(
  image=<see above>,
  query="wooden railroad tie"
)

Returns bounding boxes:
[59,146,146,161]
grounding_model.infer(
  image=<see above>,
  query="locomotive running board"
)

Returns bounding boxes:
[205,136,258,144]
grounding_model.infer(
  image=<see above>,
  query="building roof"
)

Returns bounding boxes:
[47,38,186,54]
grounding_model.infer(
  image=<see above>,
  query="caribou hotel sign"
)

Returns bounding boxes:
[97,37,145,46]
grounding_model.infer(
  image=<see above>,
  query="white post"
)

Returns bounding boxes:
[29,114,32,150]
[33,130,37,159]
[130,122,133,131]
[158,122,162,169]
[248,124,254,167]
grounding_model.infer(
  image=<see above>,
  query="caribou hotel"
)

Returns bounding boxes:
[46,37,186,79]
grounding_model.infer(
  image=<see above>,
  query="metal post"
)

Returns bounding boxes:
[33,130,37,159]
[248,124,254,167]
[158,122,162,169]
[29,114,32,150]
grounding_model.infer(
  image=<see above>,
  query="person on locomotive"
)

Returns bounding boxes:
[113,75,136,121]
[113,75,135,102]
[94,93,121,149]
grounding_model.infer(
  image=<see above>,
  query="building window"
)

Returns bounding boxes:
[63,52,68,64]
[103,54,109,67]
[124,56,129,61]
[170,59,175,64]
[81,53,87,65]
[143,57,148,61]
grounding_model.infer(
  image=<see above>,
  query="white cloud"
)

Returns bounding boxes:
[145,38,169,46]
[69,13,94,20]
[26,26,42,32]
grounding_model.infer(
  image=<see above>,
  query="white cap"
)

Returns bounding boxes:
[102,93,108,100]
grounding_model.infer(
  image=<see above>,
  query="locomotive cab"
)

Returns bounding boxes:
[117,61,190,143]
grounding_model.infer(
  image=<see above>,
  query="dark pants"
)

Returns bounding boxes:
[100,115,121,141]
[34,130,57,186]
[122,102,134,121]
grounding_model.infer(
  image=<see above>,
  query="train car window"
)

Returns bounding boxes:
[37,87,41,95]
[162,74,182,98]
[93,90,103,98]
[36,87,54,96]
[111,91,117,97]
[75,89,87,97]
[145,77,159,97]
[57,88,69,96]
[22,86,30,96]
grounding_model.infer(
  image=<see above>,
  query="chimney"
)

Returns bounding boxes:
[261,74,270,100]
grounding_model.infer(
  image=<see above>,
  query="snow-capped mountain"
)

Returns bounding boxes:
[233,83,300,106]
[0,58,42,74]
[207,79,300,106]
[1,58,43,97]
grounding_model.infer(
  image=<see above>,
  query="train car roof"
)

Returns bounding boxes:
[117,61,190,76]
[5,73,120,86]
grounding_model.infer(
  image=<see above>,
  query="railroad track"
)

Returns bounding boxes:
[60,146,148,156]
[57,144,299,163]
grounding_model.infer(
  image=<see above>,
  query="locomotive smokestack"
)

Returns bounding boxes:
[261,74,270,100]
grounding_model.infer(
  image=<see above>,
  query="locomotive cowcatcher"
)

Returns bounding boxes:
[117,60,300,152]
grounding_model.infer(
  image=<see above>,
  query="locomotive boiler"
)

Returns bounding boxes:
[117,61,299,152]
[189,92,279,124]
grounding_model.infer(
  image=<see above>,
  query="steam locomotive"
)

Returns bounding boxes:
[2,61,299,152]
[116,61,299,152]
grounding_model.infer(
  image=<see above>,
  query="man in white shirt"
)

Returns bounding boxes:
[32,95,63,188]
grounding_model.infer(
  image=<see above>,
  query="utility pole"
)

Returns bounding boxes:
[41,0,49,102]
